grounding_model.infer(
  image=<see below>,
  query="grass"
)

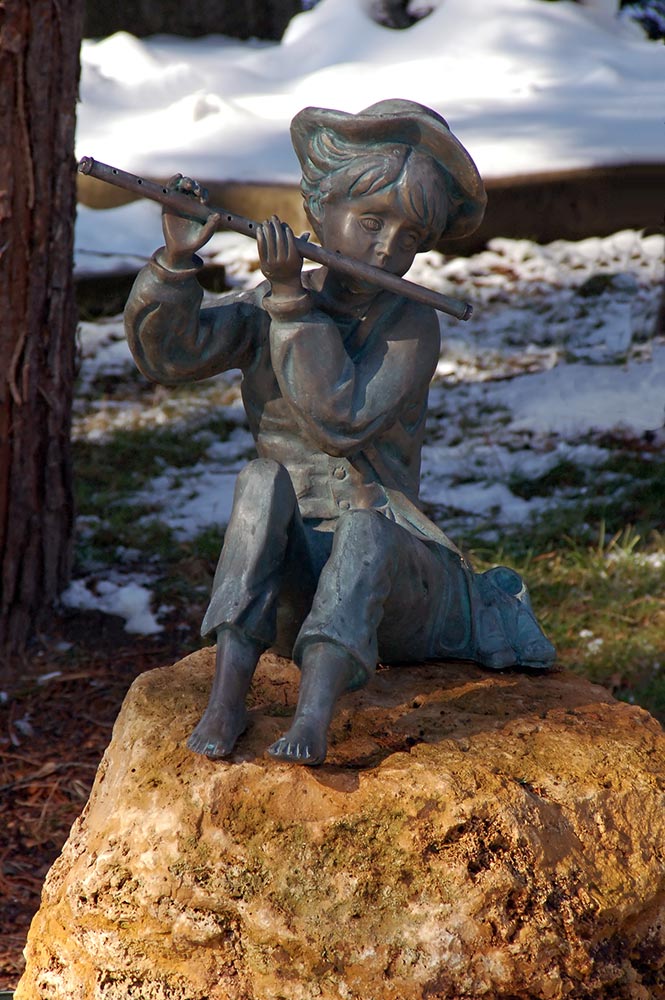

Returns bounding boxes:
[71,424,232,632]
[72,415,235,566]
[74,417,233,506]
[504,445,665,557]
[508,459,588,501]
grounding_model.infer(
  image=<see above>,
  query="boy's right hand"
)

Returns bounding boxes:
[161,175,220,269]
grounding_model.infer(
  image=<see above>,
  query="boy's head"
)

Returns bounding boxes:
[291,99,486,250]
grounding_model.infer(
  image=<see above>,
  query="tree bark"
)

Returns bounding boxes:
[0,0,83,653]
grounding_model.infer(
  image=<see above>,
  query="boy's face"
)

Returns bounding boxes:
[317,186,434,279]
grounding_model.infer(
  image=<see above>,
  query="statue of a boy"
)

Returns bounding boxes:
[125,100,555,766]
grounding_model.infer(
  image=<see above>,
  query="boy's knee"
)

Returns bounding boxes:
[335,507,393,549]
[236,458,292,500]
[232,459,297,529]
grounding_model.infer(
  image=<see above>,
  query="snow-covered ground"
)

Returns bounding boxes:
[66,1,665,633]
[76,0,664,183]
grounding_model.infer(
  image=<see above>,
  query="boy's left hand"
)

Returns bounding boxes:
[257,215,304,297]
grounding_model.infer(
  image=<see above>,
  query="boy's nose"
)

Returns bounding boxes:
[374,230,398,263]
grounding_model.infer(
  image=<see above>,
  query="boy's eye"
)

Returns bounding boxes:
[360,217,382,232]
[401,231,420,250]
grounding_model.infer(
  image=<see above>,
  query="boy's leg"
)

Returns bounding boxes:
[269,508,428,765]
[189,458,300,759]
[200,458,300,646]
[293,508,449,672]
[268,642,358,765]
[266,510,555,766]
[188,628,265,759]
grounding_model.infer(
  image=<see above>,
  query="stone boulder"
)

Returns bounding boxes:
[16,648,665,1000]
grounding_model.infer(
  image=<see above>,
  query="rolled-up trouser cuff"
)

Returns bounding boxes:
[292,634,370,691]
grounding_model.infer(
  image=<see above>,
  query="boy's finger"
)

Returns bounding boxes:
[261,219,277,264]
[285,225,301,260]
[268,215,285,257]
[265,220,278,259]
[256,225,267,259]
[277,221,291,259]
[202,212,220,237]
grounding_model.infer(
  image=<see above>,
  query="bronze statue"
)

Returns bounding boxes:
[116,99,555,766]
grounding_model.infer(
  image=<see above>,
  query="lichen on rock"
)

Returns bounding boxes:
[15,647,665,1000]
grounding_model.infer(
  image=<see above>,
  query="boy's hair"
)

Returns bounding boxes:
[300,129,463,251]
[292,102,486,240]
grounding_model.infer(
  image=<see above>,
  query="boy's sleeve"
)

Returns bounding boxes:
[265,292,440,456]
[124,250,266,385]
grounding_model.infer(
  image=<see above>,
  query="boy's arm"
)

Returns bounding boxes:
[124,175,263,385]
[125,256,264,385]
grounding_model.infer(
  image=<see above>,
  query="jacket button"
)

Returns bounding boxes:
[333,466,347,479]
[338,499,351,510]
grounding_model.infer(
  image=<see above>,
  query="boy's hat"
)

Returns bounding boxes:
[291,99,486,239]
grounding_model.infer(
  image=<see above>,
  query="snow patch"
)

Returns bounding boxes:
[61,578,163,635]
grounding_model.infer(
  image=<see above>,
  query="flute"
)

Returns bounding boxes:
[78,156,473,321]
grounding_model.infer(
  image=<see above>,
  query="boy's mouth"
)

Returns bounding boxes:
[348,277,375,293]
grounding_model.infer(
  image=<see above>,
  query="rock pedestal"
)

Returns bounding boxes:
[16,648,665,1000]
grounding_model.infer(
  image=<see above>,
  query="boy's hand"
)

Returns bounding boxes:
[257,216,304,297]
[161,175,220,269]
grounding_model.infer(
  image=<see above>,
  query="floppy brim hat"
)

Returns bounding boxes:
[290,99,486,240]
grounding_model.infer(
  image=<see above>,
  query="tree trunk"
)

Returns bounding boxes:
[0,0,83,654]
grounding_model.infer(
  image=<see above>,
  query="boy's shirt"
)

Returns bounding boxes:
[125,255,461,554]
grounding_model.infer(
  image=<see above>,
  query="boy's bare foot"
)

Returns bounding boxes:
[186,628,263,760]
[267,641,360,767]
[267,716,326,766]
[187,704,249,759]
